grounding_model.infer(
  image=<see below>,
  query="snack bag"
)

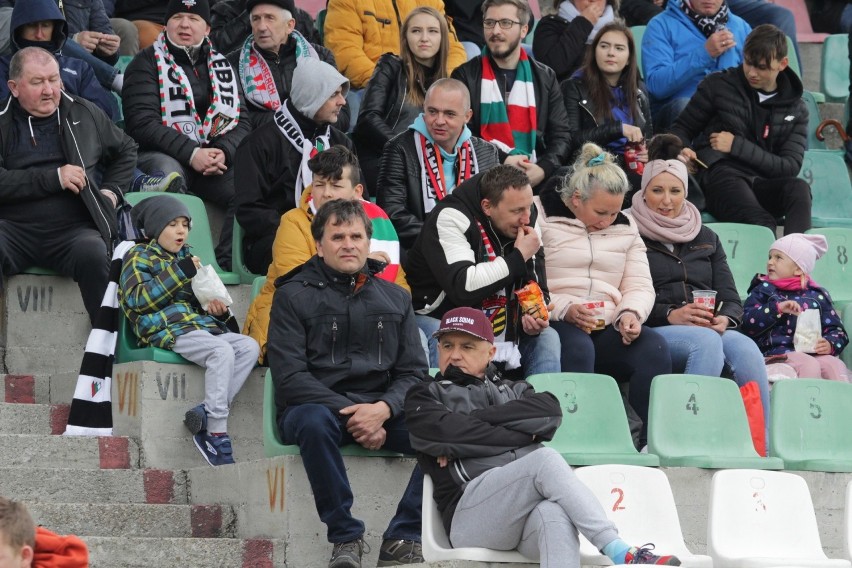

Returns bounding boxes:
[514,281,549,321]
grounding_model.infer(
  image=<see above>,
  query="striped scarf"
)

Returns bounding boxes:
[65,240,135,436]
[414,130,478,214]
[275,103,331,207]
[479,51,537,159]
[238,31,318,111]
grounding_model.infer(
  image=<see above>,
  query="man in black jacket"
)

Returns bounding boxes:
[224,0,349,130]
[405,307,681,566]
[234,57,353,275]
[377,79,501,252]
[451,0,572,190]
[267,199,427,568]
[671,24,810,235]
[122,0,250,270]
[0,47,137,324]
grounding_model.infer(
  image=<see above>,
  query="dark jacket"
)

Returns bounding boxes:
[642,225,742,328]
[451,55,573,181]
[0,0,118,120]
[619,0,663,27]
[233,100,353,248]
[113,0,165,22]
[376,129,501,250]
[670,65,808,178]
[122,36,251,167]
[404,172,549,341]
[266,254,427,419]
[405,365,562,533]
[561,75,652,157]
[0,92,137,244]
[211,0,321,54]
[532,13,592,83]
[226,33,349,130]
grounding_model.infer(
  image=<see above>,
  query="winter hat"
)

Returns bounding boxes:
[770,233,828,275]
[433,307,495,343]
[131,195,193,240]
[165,0,211,25]
[290,58,350,121]
[246,0,297,15]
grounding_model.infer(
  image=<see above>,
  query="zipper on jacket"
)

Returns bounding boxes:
[390,84,407,131]
[331,319,338,364]
[67,117,113,242]
[377,318,384,365]
[364,11,391,24]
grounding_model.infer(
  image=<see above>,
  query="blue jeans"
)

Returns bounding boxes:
[652,325,770,433]
[278,404,422,543]
[416,314,561,376]
[727,0,801,73]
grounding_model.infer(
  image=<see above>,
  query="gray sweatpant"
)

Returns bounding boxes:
[449,447,620,568]
[172,330,259,433]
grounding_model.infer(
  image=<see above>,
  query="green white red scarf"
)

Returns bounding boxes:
[238,30,318,111]
[274,102,331,207]
[154,31,240,144]
[479,50,537,159]
[414,131,478,214]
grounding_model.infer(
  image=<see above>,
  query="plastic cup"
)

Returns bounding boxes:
[582,295,606,331]
[692,290,717,314]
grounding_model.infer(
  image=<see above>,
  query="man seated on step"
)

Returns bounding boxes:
[0,46,136,326]
[405,307,682,567]
[0,496,89,568]
[267,199,427,568]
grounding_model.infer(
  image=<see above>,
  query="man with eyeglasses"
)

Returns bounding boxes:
[451,0,571,191]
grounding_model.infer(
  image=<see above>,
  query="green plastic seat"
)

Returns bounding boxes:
[315,9,326,45]
[251,275,266,300]
[800,151,852,228]
[704,223,775,298]
[22,266,59,276]
[648,374,784,469]
[631,25,645,78]
[124,192,240,284]
[262,369,402,458]
[232,219,263,284]
[770,379,852,472]
[805,227,852,307]
[821,34,850,104]
[116,308,190,364]
[526,373,660,466]
[803,90,827,150]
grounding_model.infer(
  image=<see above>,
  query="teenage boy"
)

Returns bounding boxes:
[671,24,810,235]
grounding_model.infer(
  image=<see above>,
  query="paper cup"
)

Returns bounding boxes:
[582,296,606,331]
[692,290,717,313]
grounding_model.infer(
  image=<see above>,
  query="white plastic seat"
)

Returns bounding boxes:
[708,469,851,568]
[421,474,536,563]
[574,464,713,568]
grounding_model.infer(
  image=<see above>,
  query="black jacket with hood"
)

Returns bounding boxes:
[266,254,427,420]
[0,0,119,120]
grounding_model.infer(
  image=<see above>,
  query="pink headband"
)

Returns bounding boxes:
[640,159,689,196]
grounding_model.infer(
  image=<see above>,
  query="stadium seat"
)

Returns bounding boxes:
[261,369,401,458]
[251,275,265,300]
[821,34,850,104]
[22,266,59,276]
[704,223,775,298]
[526,373,660,466]
[575,464,713,568]
[804,91,828,150]
[648,374,784,469]
[708,469,851,568]
[770,379,852,472]
[421,474,535,563]
[115,307,190,364]
[805,227,852,306]
[801,151,852,228]
[124,192,240,285]
[631,25,645,78]
[231,219,262,284]
[315,9,326,45]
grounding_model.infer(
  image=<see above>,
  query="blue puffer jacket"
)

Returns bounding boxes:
[0,0,118,119]
[642,0,750,112]
[742,277,849,357]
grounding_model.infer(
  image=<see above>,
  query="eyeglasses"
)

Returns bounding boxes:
[483,18,522,29]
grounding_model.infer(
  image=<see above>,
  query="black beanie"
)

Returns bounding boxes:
[246,0,297,15]
[165,0,211,25]
[131,195,193,240]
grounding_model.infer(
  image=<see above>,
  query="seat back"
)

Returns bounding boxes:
[786,34,802,75]
[821,34,850,103]
[708,469,831,566]
[123,192,239,284]
[770,379,852,470]
[803,90,827,150]
[526,373,659,466]
[704,223,775,298]
[805,227,852,305]
[801,151,852,227]
[630,25,646,78]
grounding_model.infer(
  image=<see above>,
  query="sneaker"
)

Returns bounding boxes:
[329,538,368,568]
[184,404,207,435]
[132,171,184,193]
[192,432,235,466]
[376,539,423,566]
[624,544,681,565]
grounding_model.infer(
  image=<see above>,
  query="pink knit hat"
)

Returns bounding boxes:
[770,233,828,275]
[640,159,689,196]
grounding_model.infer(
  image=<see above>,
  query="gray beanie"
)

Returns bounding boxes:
[131,195,193,240]
[290,59,350,121]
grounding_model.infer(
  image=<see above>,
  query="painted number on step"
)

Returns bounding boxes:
[686,393,699,415]
[611,487,626,511]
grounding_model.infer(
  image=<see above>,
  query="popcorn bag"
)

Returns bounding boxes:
[793,308,821,353]
[191,265,234,312]
[514,281,549,321]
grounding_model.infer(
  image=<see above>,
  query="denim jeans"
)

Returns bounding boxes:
[278,403,422,543]
[652,325,771,433]
[416,314,561,376]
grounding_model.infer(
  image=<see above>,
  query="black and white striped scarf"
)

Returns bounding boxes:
[64,240,135,436]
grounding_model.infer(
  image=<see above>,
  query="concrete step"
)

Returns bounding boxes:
[0,466,188,504]
[0,434,139,469]
[0,401,69,434]
[2,373,78,406]
[83,536,284,568]
[27,502,237,539]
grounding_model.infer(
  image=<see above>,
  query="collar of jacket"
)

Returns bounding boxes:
[436,363,502,386]
[165,35,211,66]
[274,254,386,289]
[257,34,298,64]
[539,182,630,226]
